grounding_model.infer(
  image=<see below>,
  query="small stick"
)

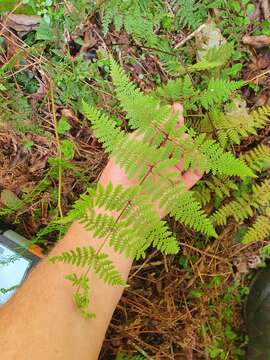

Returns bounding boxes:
[174,23,206,49]
[261,0,270,19]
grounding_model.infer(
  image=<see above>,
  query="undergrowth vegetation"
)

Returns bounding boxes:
[1,0,270,359]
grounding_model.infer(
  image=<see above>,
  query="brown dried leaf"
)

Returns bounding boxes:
[242,35,270,49]
[29,156,48,174]
[5,14,40,36]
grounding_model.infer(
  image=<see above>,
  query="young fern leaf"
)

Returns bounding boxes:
[251,180,270,208]
[194,186,212,206]
[205,177,238,198]
[65,273,95,319]
[153,76,198,112]
[110,57,140,103]
[194,176,238,206]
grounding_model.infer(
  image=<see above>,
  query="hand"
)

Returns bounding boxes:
[99,103,203,217]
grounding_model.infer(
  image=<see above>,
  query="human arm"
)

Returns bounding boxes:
[0,104,201,360]
[0,164,134,360]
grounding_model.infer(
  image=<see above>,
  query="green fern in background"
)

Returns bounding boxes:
[174,0,206,30]
[195,144,270,245]
[150,38,270,248]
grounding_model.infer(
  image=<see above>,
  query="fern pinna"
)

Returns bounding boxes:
[50,58,253,317]
[195,144,270,246]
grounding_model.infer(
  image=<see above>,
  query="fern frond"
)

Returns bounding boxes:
[108,62,254,180]
[153,76,198,110]
[242,216,270,244]
[194,185,212,206]
[175,0,205,30]
[252,180,270,208]
[110,57,171,132]
[211,194,253,226]
[82,101,124,153]
[111,200,179,259]
[149,222,180,254]
[160,54,186,77]
[208,111,253,147]
[252,105,270,128]
[197,137,254,178]
[200,79,244,110]
[241,145,270,172]
[112,136,161,181]
[65,273,95,318]
[205,176,238,198]
[50,246,127,286]
[212,180,270,226]
[110,56,141,104]
[67,182,180,258]
[101,5,115,35]
[194,176,238,206]
[189,43,234,72]
[169,191,217,237]
[208,107,270,147]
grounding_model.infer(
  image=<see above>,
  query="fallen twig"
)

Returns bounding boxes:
[261,0,270,19]
[242,34,270,48]
[174,23,206,49]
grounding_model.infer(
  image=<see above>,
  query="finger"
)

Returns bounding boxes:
[175,157,184,172]
[171,102,184,128]
[181,168,203,190]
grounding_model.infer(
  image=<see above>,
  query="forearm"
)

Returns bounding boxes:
[0,221,132,360]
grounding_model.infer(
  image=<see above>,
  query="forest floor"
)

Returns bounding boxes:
[1,1,270,359]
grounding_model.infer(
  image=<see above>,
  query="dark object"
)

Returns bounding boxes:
[245,267,270,359]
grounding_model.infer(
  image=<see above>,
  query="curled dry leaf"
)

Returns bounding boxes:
[242,35,270,49]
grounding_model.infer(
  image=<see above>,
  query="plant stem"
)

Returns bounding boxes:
[50,81,63,219]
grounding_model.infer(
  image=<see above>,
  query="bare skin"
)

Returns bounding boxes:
[0,104,201,360]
